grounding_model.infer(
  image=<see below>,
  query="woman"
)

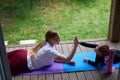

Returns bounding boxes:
[79,41,120,74]
[7,29,79,75]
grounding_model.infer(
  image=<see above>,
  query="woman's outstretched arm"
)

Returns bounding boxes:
[55,36,79,64]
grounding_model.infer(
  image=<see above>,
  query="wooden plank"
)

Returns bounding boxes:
[61,73,70,80]
[22,75,31,80]
[38,74,46,80]
[75,41,87,80]
[60,43,71,80]
[55,44,63,54]
[69,73,78,80]
[91,71,102,80]
[115,69,119,77]
[54,44,64,80]
[61,43,69,54]
[12,77,14,80]
[79,40,94,80]
[30,75,38,80]
[101,70,118,80]
[109,73,117,80]
[66,43,79,80]
[89,41,103,80]
[14,76,22,80]
[84,71,95,80]
[98,70,112,80]
[46,74,54,80]
[54,74,62,80]
[76,72,86,80]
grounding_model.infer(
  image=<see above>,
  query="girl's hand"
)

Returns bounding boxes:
[83,57,89,62]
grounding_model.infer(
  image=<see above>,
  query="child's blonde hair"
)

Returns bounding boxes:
[29,29,59,59]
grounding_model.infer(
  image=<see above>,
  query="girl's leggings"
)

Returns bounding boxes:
[7,49,29,75]
[114,50,120,63]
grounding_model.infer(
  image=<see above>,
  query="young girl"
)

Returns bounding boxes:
[7,29,79,75]
[79,41,120,74]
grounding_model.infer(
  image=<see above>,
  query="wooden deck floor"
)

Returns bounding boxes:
[6,39,120,80]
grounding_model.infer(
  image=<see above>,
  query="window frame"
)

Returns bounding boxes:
[0,24,12,80]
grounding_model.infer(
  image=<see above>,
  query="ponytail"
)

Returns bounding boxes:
[29,41,46,59]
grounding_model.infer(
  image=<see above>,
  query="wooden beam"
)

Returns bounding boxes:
[108,0,120,42]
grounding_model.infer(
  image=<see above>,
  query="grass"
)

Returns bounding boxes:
[1,0,111,45]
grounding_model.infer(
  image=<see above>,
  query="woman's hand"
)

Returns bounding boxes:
[74,36,79,47]
[83,57,89,62]
[69,60,75,65]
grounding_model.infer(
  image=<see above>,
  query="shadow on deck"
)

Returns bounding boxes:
[6,39,120,80]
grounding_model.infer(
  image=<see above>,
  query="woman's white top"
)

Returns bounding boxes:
[27,42,61,70]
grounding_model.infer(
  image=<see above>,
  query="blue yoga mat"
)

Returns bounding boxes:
[63,52,120,72]
[17,52,120,75]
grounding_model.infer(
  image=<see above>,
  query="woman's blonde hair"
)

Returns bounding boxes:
[97,45,109,56]
[29,29,59,59]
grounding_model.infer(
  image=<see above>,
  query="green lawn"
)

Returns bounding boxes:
[1,0,111,45]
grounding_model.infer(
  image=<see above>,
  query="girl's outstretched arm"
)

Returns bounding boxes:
[79,42,98,48]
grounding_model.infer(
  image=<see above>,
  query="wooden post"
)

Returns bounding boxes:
[108,0,120,42]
